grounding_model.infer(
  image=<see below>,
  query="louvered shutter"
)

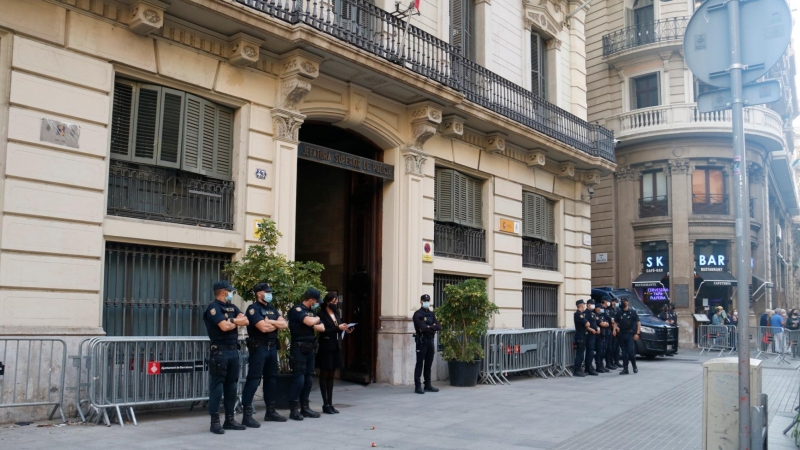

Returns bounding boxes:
[435,168,455,223]
[200,101,216,175]
[545,198,555,242]
[467,176,482,228]
[156,88,184,169]
[182,94,202,174]
[523,192,535,237]
[132,85,161,164]
[213,107,233,180]
[454,171,468,225]
[531,32,547,99]
[464,0,475,60]
[110,80,135,161]
[450,0,464,51]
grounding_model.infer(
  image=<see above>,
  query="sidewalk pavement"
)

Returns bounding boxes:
[0,349,798,450]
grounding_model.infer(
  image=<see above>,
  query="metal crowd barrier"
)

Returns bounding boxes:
[72,336,249,427]
[754,326,787,359]
[479,329,556,385]
[551,329,575,377]
[697,325,736,356]
[0,338,67,422]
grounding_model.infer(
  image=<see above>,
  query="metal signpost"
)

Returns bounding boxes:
[683,0,791,447]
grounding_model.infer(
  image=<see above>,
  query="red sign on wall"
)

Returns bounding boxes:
[147,361,161,375]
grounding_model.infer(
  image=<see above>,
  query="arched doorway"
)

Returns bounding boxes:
[294,123,385,384]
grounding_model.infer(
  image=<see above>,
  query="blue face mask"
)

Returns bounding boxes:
[311,302,320,311]
[265,293,273,303]
[225,291,234,302]
[422,301,431,309]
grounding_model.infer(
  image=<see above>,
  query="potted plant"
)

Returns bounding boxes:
[223,219,326,408]
[436,278,498,387]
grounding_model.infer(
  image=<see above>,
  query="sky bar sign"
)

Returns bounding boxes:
[298,143,394,180]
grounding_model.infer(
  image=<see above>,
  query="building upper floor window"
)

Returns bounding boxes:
[692,167,728,214]
[435,167,483,228]
[111,79,233,180]
[450,0,476,60]
[522,191,555,242]
[334,0,374,31]
[630,73,660,110]
[640,170,668,217]
[531,32,547,99]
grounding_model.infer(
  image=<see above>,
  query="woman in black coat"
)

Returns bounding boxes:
[317,292,350,414]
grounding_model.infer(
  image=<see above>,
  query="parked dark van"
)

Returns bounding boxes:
[591,288,678,358]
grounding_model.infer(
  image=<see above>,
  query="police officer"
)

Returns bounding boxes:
[287,288,325,420]
[614,297,641,375]
[203,281,249,434]
[584,299,599,375]
[241,283,288,427]
[658,305,674,325]
[413,294,441,394]
[595,299,611,373]
[573,299,590,377]
[602,298,618,370]
[606,298,620,368]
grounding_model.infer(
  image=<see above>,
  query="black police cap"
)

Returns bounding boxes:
[586,299,596,305]
[213,280,235,292]
[253,283,273,294]
[304,288,321,301]
[421,294,430,301]
[575,299,585,306]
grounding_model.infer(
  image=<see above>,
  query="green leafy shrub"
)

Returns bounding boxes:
[436,279,498,362]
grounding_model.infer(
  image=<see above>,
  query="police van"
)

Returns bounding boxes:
[591,288,678,359]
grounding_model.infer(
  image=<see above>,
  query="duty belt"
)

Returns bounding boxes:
[211,343,238,351]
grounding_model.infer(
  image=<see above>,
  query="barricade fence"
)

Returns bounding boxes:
[480,328,577,385]
[697,325,737,356]
[0,338,67,422]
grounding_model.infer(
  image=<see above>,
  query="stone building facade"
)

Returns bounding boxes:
[0,0,613,420]
[586,0,799,346]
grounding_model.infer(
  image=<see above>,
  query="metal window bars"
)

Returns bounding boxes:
[522,282,559,328]
[639,196,669,218]
[602,17,689,56]
[433,221,486,262]
[234,0,615,162]
[692,194,730,215]
[522,238,558,271]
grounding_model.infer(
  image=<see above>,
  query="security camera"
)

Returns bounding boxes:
[588,187,595,197]
[613,138,622,147]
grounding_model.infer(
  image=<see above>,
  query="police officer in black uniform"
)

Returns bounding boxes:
[606,298,620,369]
[203,281,249,434]
[287,288,325,420]
[241,283,288,427]
[602,298,618,370]
[573,299,590,377]
[413,294,441,394]
[584,299,600,376]
[595,299,611,373]
[614,297,641,375]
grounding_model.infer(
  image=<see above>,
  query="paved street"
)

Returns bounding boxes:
[1,350,799,450]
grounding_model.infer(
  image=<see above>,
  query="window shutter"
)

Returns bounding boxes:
[200,101,216,175]
[454,171,468,225]
[213,107,234,180]
[531,32,546,98]
[545,199,555,242]
[156,88,185,169]
[468,176,482,228]
[132,85,161,165]
[450,0,464,51]
[110,80,135,161]
[625,8,634,28]
[435,168,455,223]
[464,0,475,60]
[182,94,202,174]
[629,79,638,110]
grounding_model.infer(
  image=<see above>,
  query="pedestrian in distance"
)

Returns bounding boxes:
[287,288,325,420]
[711,306,723,325]
[771,308,786,354]
[584,299,600,376]
[730,310,738,327]
[786,309,800,357]
[658,305,671,324]
[614,297,640,375]
[669,303,678,326]
[572,299,590,377]
[203,280,249,434]
[317,292,351,414]
[413,294,441,394]
[241,282,288,427]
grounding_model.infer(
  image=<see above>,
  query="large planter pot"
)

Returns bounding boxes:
[448,360,480,387]
[274,373,294,410]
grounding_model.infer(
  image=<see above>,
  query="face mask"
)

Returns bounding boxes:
[599,308,605,313]
[225,291,234,302]
[614,303,619,308]
[265,293,273,303]
[587,305,594,310]
[311,302,320,311]
[422,301,431,309]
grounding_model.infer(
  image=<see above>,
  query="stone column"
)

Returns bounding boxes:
[475,0,493,69]
[270,51,320,258]
[377,102,442,385]
[615,165,639,287]
[668,158,693,347]
[568,6,588,120]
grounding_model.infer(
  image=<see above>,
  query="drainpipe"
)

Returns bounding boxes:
[564,0,594,25]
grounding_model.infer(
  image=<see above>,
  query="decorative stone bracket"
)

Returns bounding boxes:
[526,150,547,167]
[615,164,640,181]
[228,33,263,67]
[668,158,692,174]
[558,162,576,178]
[439,115,466,138]
[272,50,322,141]
[484,132,507,154]
[128,0,167,35]
[404,102,443,176]
[579,170,601,185]
[271,108,306,143]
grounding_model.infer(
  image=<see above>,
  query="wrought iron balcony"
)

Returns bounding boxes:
[235,0,615,163]
[108,162,235,230]
[639,196,669,218]
[602,17,688,57]
[692,194,729,215]
[522,238,559,271]
[434,222,486,262]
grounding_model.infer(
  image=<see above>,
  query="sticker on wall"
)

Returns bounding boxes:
[583,234,592,246]
[255,168,266,180]
[40,118,80,149]
[499,219,520,235]
[423,242,433,262]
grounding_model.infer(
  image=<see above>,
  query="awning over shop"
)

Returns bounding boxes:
[632,272,667,288]
[697,271,737,287]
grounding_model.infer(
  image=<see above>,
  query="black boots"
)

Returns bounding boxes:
[223,412,246,430]
[574,369,586,377]
[210,413,224,434]
[289,401,304,421]
[633,364,639,374]
[241,405,260,428]
[620,367,630,375]
[414,386,425,394]
[322,405,336,414]
[264,402,287,422]
[424,385,439,392]
[300,401,320,418]
[586,368,599,376]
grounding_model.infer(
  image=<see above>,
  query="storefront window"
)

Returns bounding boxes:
[693,241,734,316]
[636,242,669,315]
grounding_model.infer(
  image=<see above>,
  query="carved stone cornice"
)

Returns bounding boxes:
[615,164,639,181]
[526,151,547,167]
[128,0,167,35]
[278,50,320,112]
[271,108,306,143]
[669,158,692,174]
[406,102,443,154]
[747,162,766,184]
[579,170,601,185]
[558,162,576,178]
[228,33,263,67]
[439,115,466,138]
[484,132,507,154]
[404,152,428,177]
[523,0,566,38]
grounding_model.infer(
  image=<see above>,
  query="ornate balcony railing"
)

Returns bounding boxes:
[692,194,729,215]
[235,0,615,162]
[434,222,486,262]
[639,196,669,218]
[522,238,559,271]
[602,17,688,56]
[108,162,235,229]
